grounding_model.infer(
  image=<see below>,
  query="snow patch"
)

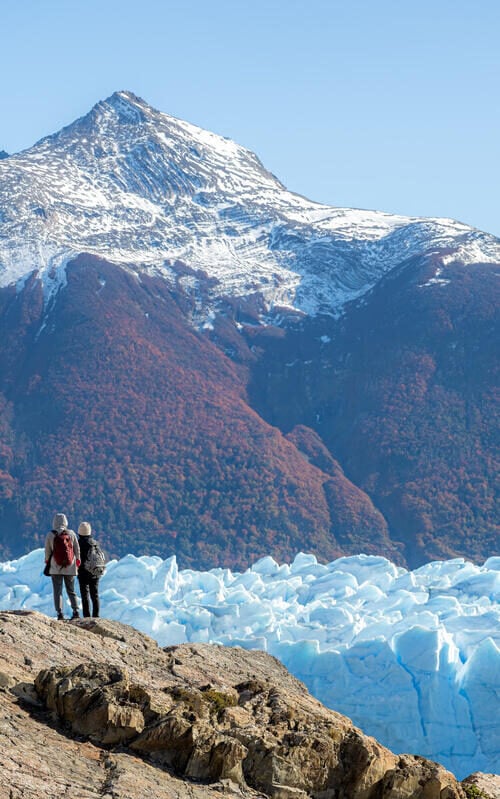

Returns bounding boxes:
[419,267,451,288]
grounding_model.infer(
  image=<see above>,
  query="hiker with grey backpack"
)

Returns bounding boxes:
[44,513,81,620]
[77,522,106,618]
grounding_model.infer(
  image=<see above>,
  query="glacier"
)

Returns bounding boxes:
[1,549,498,779]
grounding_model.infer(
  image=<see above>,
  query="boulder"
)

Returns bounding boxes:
[462,773,500,799]
[35,663,146,744]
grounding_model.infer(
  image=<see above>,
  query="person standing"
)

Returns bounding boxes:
[45,513,80,620]
[77,522,103,618]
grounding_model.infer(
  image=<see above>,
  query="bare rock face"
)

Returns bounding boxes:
[35,663,149,744]
[462,773,500,799]
[0,610,475,799]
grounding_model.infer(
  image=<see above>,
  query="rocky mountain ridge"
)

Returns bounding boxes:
[2,609,498,799]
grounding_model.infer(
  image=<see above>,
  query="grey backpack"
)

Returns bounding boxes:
[84,541,107,577]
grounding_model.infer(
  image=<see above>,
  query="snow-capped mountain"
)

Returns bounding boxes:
[1,90,499,324]
[0,91,498,572]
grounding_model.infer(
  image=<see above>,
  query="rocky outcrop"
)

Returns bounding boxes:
[462,774,500,799]
[0,610,483,799]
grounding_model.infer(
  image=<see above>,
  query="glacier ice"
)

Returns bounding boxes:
[0,549,499,779]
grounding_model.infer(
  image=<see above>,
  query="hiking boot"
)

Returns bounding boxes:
[57,613,64,621]
[71,611,80,620]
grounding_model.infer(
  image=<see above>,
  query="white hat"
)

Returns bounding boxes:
[78,522,92,537]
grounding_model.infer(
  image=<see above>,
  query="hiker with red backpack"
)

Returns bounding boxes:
[44,513,81,620]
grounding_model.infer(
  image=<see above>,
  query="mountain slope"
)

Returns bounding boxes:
[0,255,395,565]
[246,255,499,565]
[0,91,498,566]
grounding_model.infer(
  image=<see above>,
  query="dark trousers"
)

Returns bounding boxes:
[51,575,79,615]
[78,572,100,618]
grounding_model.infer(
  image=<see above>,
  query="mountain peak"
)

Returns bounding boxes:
[0,91,499,314]
[97,89,151,124]
[109,89,146,105]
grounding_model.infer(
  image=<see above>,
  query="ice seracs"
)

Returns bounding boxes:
[1,549,498,779]
[1,91,499,323]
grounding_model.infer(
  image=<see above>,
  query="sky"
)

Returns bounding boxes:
[1,0,499,237]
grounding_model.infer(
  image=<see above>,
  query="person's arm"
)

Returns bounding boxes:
[44,532,53,563]
[73,532,81,567]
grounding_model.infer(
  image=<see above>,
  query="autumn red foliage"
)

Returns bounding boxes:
[0,256,391,567]
[0,254,497,568]
[248,255,499,566]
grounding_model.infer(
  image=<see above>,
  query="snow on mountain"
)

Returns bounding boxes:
[1,90,499,322]
[1,549,498,779]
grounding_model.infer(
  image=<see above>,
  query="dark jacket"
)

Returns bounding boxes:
[78,535,100,579]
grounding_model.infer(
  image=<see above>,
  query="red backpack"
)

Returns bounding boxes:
[52,530,74,568]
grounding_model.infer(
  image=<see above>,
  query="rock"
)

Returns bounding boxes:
[0,670,16,689]
[462,773,500,799]
[209,738,248,784]
[0,610,468,799]
[381,755,462,799]
[34,662,170,744]
[0,684,233,799]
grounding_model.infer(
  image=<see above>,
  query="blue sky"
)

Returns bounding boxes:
[2,0,499,236]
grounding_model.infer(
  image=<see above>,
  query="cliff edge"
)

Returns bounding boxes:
[0,610,495,799]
